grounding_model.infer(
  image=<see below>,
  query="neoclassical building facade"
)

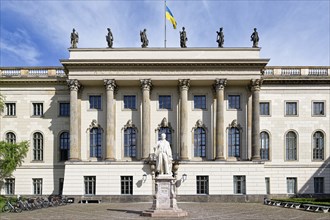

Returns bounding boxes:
[1,48,329,200]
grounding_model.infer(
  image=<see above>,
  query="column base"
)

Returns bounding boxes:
[69,158,81,162]
[252,156,261,161]
[215,156,226,161]
[105,158,116,161]
[180,157,189,161]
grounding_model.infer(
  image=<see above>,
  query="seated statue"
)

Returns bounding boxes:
[154,133,173,175]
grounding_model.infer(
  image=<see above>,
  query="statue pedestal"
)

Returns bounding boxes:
[142,175,188,218]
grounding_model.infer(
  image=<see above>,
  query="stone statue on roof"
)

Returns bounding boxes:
[140,29,149,48]
[216,27,224,48]
[106,28,113,48]
[251,28,259,48]
[70,28,79,48]
[180,27,188,48]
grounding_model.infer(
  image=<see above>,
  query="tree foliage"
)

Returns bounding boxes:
[0,94,4,112]
[0,141,29,180]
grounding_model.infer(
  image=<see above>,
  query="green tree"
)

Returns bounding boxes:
[0,94,4,112]
[0,141,29,180]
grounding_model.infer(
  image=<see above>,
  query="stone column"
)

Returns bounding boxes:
[67,79,81,161]
[214,79,227,160]
[251,79,262,161]
[179,79,190,160]
[104,79,117,161]
[141,79,152,159]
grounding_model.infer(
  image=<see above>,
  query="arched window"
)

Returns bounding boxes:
[124,127,136,157]
[313,131,324,160]
[158,127,172,145]
[260,132,269,160]
[90,128,102,158]
[60,132,70,161]
[6,132,16,144]
[228,127,240,157]
[194,127,206,157]
[286,131,297,160]
[33,132,43,161]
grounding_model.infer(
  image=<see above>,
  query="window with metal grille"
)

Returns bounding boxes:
[314,177,324,194]
[121,176,133,195]
[84,176,96,195]
[234,176,246,194]
[5,178,15,195]
[5,103,16,116]
[196,176,209,194]
[33,103,43,116]
[33,178,42,195]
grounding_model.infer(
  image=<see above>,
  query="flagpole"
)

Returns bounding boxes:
[164,0,167,48]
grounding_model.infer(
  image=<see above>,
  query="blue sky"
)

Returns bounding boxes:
[0,0,329,67]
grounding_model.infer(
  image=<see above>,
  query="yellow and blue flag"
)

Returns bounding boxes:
[166,5,177,29]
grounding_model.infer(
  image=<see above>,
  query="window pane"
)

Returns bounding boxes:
[124,96,136,109]
[89,96,101,109]
[228,128,240,157]
[194,95,206,109]
[286,102,297,115]
[194,128,206,157]
[60,103,70,116]
[124,128,137,157]
[159,95,171,109]
[90,128,102,158]
[228,95,240,109]
[260,102,270,115]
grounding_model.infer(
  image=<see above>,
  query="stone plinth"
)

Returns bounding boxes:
[142,175,188,218]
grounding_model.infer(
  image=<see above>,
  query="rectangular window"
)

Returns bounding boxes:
[314,177,324,194]
[287,177,297,194]
[159,95,171,109]
[260,102,270,116]
[234,176,246,194]
[194,95,206,109]
[121,176,133,195]
[124,95,136,110]
[228,95,240,109]
[33,103,43,116]
[285,102,298,116]
[196,176,209,194]
[265,177,270,194]
[59,102,70,116]
[33,178,43,195]
[84,176,96,195]
[5,103,16,116]
[5,178,15,195]
[89,96,101,109]
[59,178,64,195]
[313,102,325,116]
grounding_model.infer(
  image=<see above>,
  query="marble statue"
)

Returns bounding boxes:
[154,133,173,175]
[70,28,79,48]
[106,28,113,48]
[216,27,224,48]
[140,29,149,48]
[251,28,259,48]
[180,27,188,48]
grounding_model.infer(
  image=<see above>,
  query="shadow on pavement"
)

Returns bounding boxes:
[107,208,142,215]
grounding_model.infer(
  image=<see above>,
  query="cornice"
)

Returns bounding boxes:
[0,78,67,84]
[262,76,330,85]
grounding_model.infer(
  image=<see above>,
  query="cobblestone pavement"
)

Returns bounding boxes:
[1,202,329,220]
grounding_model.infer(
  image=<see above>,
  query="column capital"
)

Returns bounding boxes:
[178,79,190,90]
[67,79,81,91]
[250,79,263,92]
[213,78,227,91]
[104,79,117,92]
[140,79,152,91]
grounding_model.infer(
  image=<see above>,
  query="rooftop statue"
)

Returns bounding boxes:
[216,27,224,48]
[180,27,188,48]
[154,133,173,175]
[70,28,79,48]
[140,29,149,48]
[251,28,259,48]
[106,28,113,48]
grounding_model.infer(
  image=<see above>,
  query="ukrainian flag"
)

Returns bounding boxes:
[166,5,177,29]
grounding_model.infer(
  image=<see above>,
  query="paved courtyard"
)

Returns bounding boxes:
[1,202,329,220]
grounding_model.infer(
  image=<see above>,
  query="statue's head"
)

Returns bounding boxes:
[144,29,147,32]
[107,28,110,31]
[161,133,166,140]
[182,27,185,30]
[73,28,75,32]
[254,28,257,31]
[220,27,223,31]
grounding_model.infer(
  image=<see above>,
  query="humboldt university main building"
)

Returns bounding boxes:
[1,47,329,201]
